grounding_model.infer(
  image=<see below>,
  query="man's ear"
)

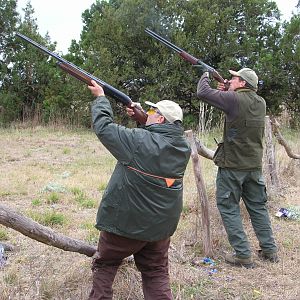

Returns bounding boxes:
[157,115,165,124]
[240,80,247,87]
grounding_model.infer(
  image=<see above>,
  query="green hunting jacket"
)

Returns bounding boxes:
[197,74,265,170]
[214,89,266,170]
[92,96,191,241]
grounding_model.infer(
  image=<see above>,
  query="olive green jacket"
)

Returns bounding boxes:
[214,89,265,170]
[92,96,191,241]
[197,74,265,170]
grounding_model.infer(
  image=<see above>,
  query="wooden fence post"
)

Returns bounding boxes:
[264,116,280,192]
[185,130,213,257]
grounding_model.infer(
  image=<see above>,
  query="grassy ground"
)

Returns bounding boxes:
[0,126,299,300]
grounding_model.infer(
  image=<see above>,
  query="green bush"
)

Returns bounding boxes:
[46,192,60,204]
[0,227,9,240]
[31,198,42,206]
[29,211,67,227]
[71,187,97,208]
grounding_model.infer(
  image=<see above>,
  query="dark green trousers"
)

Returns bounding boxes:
[216,168,277,258]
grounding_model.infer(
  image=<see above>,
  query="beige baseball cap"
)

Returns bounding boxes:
[229,68,258,89]
[145,100,183,123]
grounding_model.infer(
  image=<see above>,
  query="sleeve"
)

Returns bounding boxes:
[91,96,142,164]
[196,73,239,119]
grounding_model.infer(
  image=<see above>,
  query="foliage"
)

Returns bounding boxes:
[74,0,284,126]
[0,0,299,127]
[0,227,9,240]
[71,187,97,208]
[46,192,60,204]
[279,14,300,126]
[0,0,18,79]
[29,210,67,226]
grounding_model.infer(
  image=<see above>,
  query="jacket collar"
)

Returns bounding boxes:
[146,123,184,136]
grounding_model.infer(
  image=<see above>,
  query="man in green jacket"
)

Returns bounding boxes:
[197,68,278,268]
[87,80,191,299]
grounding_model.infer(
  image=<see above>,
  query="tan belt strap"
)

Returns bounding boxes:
[127,166,181,187]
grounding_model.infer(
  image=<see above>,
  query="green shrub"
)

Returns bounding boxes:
[0,227,9,240]
[29,211,67,227]
[42,211,66,226]
[98,183,107,191]
[79,198,97,209]
[46,192,60,204]
[31,198,42,206]
[71,187,97,208]
[63,147,71,155]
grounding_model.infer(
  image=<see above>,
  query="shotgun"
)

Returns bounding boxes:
[145,28,228,87]
[16,33,147,124]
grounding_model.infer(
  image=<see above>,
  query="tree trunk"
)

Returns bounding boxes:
[0,204,97,257]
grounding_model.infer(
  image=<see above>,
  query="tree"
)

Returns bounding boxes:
[0,0,18,76]
[2,1,77,125]
[75,0,283,127]
[0,0,19,124]
[1,0,297,128]
[279,13,300,126]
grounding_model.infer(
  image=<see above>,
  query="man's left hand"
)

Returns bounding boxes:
[126,102,143,117]
[88,80,105,97]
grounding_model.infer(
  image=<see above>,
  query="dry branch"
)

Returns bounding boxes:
[271,117,300,159]
[0,204,97,257]
[194,136,214,160]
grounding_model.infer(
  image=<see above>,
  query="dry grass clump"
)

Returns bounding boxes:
[0,126,300,299]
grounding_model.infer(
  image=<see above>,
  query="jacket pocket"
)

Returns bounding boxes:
[213,142,225,167]
[216,190,231,209]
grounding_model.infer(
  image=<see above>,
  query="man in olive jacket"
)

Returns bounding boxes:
[88,80,191,299]
[197,68,278,268]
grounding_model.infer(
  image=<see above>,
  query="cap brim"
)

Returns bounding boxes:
[145,101,158,108]
[229,70,239,77]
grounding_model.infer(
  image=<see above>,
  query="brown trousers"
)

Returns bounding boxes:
[88,231,172,300]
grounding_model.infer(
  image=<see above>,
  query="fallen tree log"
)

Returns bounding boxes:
[270,117,300,159]
[0,204,97,257]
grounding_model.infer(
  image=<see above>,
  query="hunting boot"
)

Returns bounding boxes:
[225,253,254,269]
[257,250,279,263]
